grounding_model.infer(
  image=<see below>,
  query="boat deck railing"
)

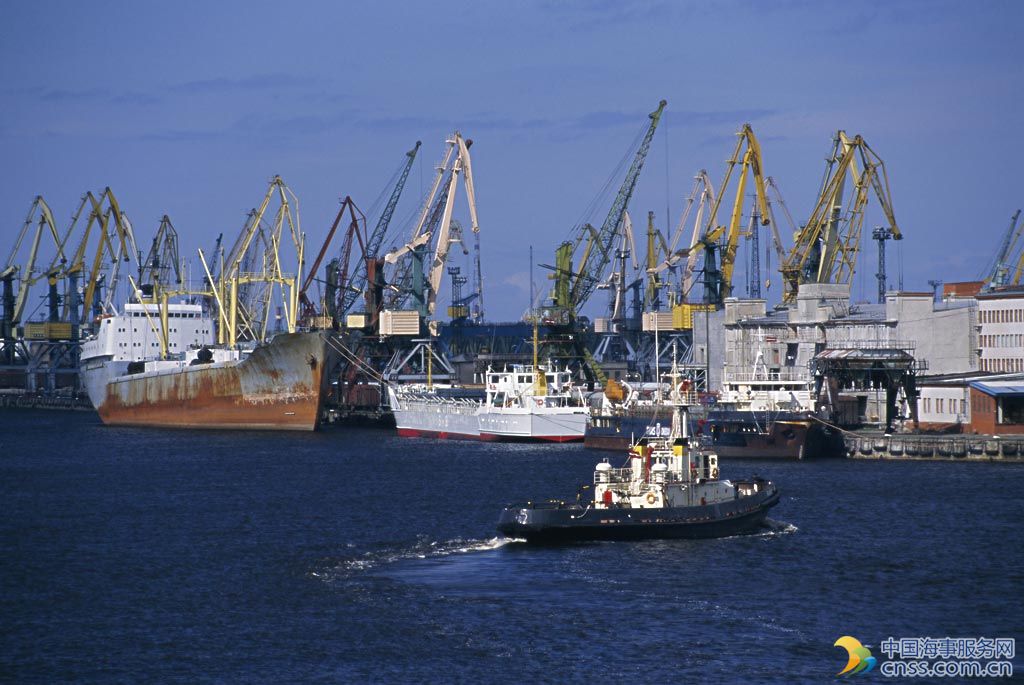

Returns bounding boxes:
[596,467,699,488]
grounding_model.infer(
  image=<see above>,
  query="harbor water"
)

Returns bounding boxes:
[3,409,1022,682]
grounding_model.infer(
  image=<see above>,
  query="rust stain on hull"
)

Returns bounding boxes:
[97,332,330,431]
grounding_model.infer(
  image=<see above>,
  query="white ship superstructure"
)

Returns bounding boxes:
[80,302,220,403]
[388,364,589,442]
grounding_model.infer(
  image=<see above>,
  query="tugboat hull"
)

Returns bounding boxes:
[498,487,780,543]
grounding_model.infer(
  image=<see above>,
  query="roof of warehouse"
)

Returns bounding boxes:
[970,382,1024,397]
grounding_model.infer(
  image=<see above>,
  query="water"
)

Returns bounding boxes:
[2,409,1022,682]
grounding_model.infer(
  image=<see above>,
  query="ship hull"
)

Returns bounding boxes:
[82,332,330,431]
[707,410,844,459]
[584,411,694,451]
[586,409,844,458]
[498,488,780,543]
[391,401,482,440]
[478,409,587,442]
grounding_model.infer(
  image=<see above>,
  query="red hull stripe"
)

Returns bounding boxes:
[396,428,479,441]
[396,428,582,443]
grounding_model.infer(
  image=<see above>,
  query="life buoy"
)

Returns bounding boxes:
[534,398,544,407]
[646,492,657,505]
[710,467,719,479]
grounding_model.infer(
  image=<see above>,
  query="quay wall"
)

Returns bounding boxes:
[844,433,1024,461]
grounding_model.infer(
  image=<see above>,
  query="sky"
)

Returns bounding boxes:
[2,0,1023,322]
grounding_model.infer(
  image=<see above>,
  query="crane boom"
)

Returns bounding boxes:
[338,141,421,317]
[368,141,422,260]
[426,133,478,316]
[567,99,666,313]
[984,209,1022,290]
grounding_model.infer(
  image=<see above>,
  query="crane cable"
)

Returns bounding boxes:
[324,335,384,383]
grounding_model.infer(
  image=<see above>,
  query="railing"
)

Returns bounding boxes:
[824,339,916,351]
[723,369,809,383]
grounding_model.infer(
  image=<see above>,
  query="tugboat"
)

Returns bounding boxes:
[497,388,780,543]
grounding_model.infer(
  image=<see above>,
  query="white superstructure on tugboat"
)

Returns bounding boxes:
[497,385,780,542]
[388,363,589,442]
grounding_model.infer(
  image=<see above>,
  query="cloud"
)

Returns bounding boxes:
[536,0,678,30]
[169,73,317,94]
[665,109,778,128]
[14,86,161,106]
[501,271,532,294]
[138,128,225,143]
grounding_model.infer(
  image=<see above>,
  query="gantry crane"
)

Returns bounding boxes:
[199,176,304,347]
[2,197,63,330]
[690,124,770,307]
[299,196,365,325]
[138,215,182,300]
[384,132,478,321]
[300,141,423,327]
[644,169,717,301]
[61,188,140,328]
[345,141,421,319]
[1,196,65,362]
[780,131,900,303]
[982,209,1023,291]
[546,100,666,325]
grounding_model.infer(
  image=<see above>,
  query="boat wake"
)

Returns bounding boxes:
[758,518,798,537]
[312,536,518,580]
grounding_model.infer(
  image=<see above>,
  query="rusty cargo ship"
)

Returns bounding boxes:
[80,302,330,431]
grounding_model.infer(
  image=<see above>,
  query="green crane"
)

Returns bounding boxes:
[547,99,666,323]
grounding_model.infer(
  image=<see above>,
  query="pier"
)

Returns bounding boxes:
[844,432,1024,462]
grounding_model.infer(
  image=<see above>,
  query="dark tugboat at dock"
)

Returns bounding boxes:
[497,389,780,543]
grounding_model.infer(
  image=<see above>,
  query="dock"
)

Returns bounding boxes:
[843,432,1024,462]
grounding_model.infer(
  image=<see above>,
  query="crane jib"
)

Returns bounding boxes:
[569,99,667,314]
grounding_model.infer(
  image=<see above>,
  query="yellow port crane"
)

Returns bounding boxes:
[1,196,63,331]
[199,175,304,348]
[780,131,900,303]
[61,188,139,327]
[689,124,770,306]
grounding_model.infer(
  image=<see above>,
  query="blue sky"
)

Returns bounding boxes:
[2,0,1022,321]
